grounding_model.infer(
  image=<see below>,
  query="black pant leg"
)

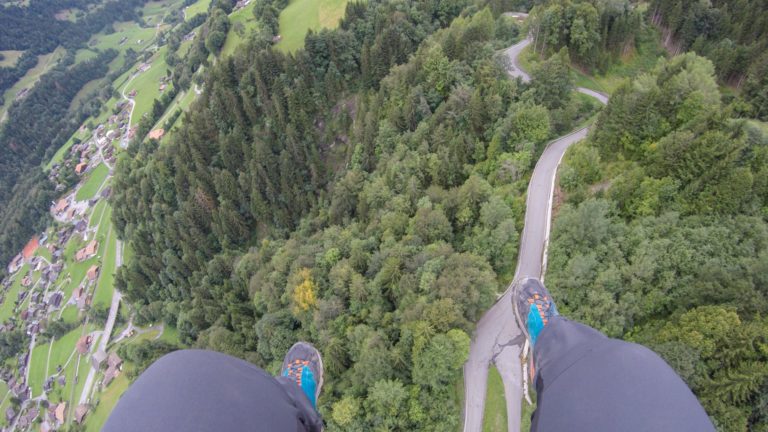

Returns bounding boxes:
[530,317,714,432]
[103,349,322,432]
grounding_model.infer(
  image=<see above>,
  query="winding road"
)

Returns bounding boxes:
[462,35,608,432]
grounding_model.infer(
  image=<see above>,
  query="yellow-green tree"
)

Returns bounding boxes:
[292,268,317,315]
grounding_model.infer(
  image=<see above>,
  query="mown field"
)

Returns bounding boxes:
[276,0,349,52]
[0,50,23,67]
[84,365,131,431]
[124,46,172,126]
[28,327,83,397]
[76,163,109,201]
[0,265,28,323]
[93,222,117,308]
[185,0,211,20]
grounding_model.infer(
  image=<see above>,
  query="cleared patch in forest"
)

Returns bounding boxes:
[276,0,350,52]
[0,50,23,67]
[220,0,259,57]
[185,0,212,20]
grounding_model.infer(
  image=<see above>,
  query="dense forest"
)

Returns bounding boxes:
[0,0,762,428]
[527,0,642,71]
[648,0,768,119]
[550,53,768,430]
[112,0,598,427]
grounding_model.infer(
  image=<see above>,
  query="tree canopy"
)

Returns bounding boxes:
[551,51,768,430]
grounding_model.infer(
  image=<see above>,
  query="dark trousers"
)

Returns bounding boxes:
[103,349,322,432]
[531,317,715,432]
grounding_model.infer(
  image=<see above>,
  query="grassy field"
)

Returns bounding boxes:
[93,223,117,308]
[483,366,508,432]
[95,205,113,239]
[28,342,50,395]
[89,200,108,229]
[75,163,109,201]
[0,265,28,323]
[0,47,66,121]
[142,0,185,25]
[0,381,10,428]
[61,305,79,324]
[276,0,349,52]
[185,0,211,19]
[0,50,23,67]
[36,241,53,262]
[124,46,171,126]
[88,21,157,53]
[46,334,97,420]
[122,328,161,346]
[29,327,84,398]
[47,328,84,376]
[75,49,98,64]
[159,325,180,344]
[84,364,132,432]
[220,1,259,57]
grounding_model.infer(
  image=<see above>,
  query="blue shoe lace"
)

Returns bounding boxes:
[282,360,318,408]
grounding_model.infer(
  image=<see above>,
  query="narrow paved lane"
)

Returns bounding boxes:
[463,34,608,432]
[78,233,123,405]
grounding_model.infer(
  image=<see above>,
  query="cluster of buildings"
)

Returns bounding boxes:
[92,350,123,388]
[49,95,130,197]
[6,405,37,430]
[38,400,91,431]
[2,235,70,336]
[1,176,110,429]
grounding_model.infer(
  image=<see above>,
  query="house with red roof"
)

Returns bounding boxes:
[75,162,88,175]
[22,236,39,261]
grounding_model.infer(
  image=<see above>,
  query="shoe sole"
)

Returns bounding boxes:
[511,279,531,343]
[510,279,535,381]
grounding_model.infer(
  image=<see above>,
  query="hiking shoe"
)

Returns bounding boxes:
[512,277,558,347]
[281,342,324,408]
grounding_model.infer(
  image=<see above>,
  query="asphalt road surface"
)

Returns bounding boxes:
[462,35,608,432]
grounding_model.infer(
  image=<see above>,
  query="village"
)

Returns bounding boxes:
[0,33,177,432]
[0,0,307,428]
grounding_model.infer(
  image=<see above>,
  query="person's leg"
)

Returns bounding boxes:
[103,349,323,432]
[530,317,714,431]
[512,278,714,432]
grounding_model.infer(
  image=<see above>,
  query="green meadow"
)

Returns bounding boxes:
[276,0,350,52]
